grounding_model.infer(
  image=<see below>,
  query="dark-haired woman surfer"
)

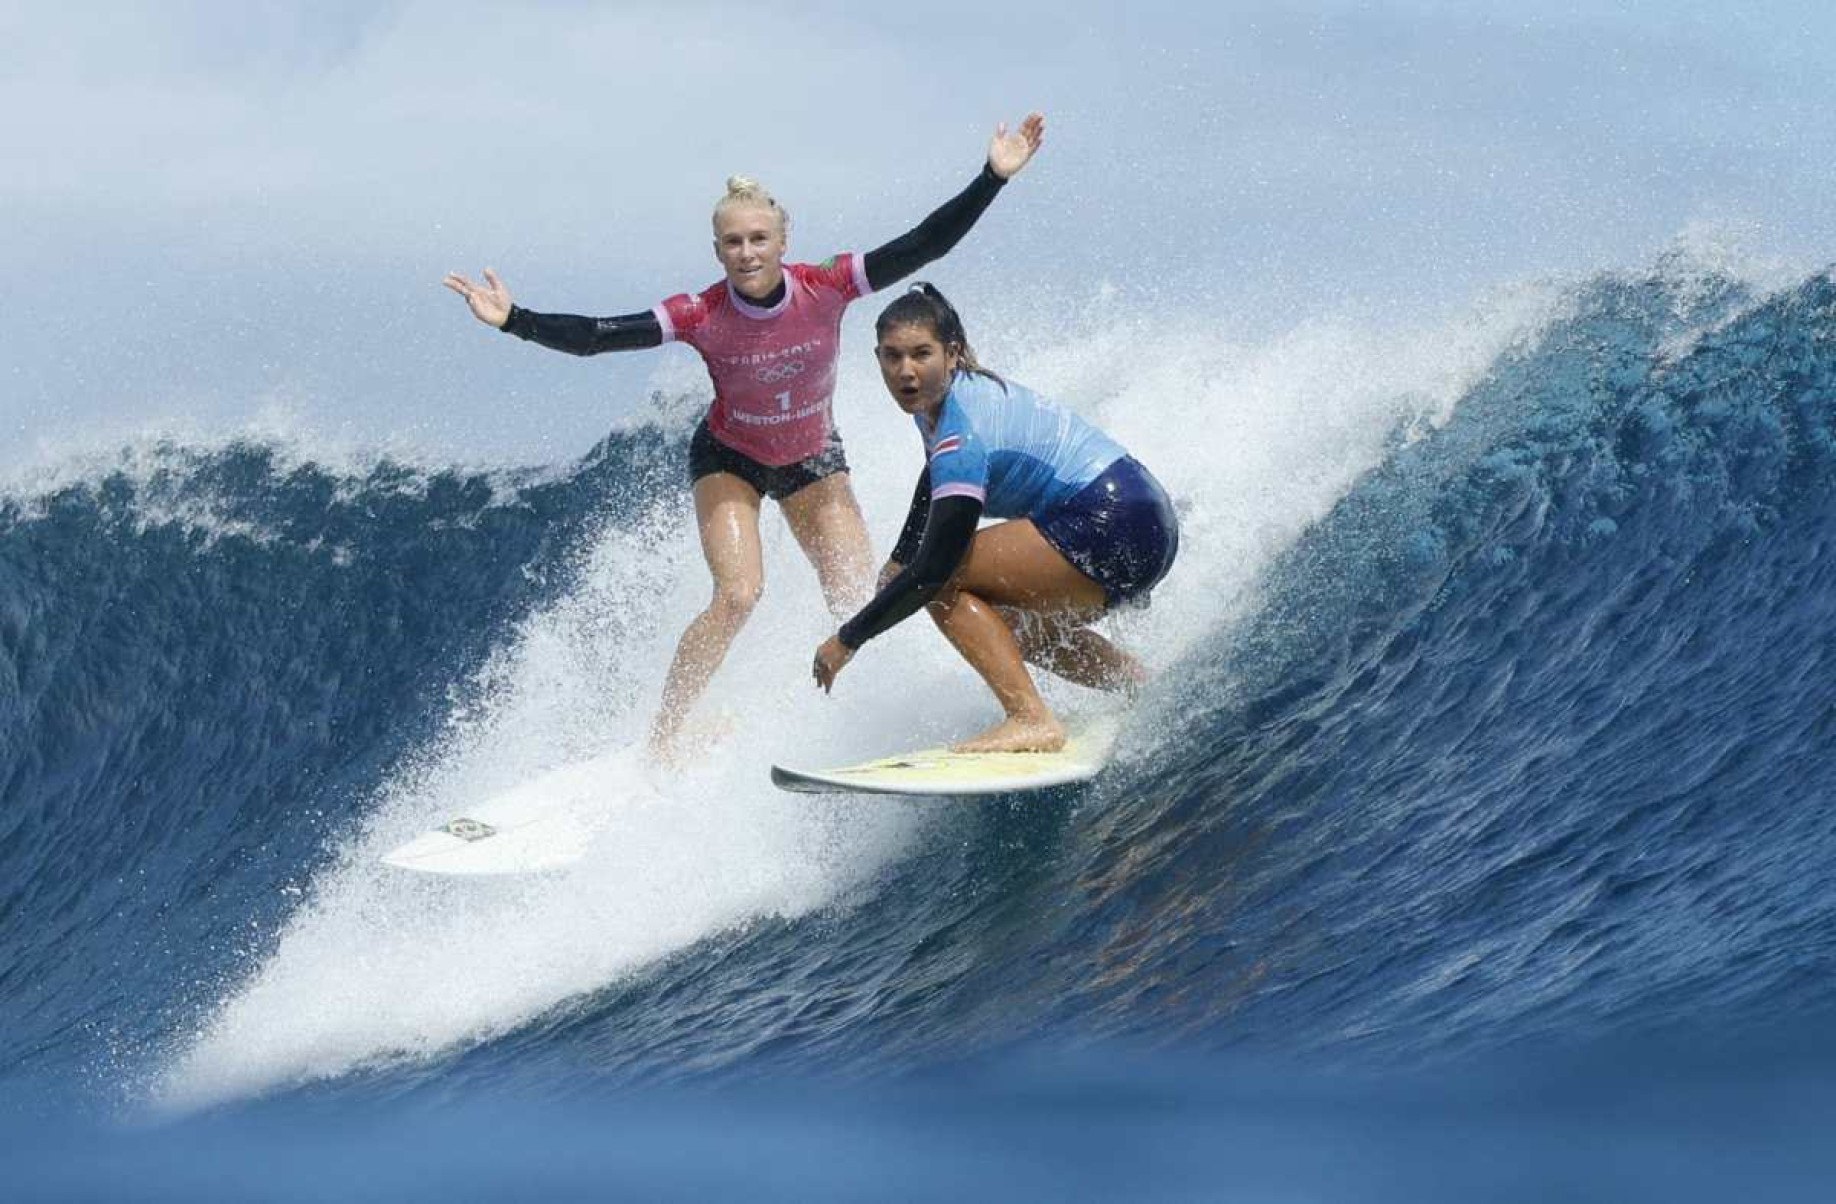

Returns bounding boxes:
[813,285,1178,753]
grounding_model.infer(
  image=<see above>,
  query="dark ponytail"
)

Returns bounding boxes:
[875,283,1004,386]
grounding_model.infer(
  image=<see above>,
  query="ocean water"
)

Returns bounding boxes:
[3,259,1835,1199]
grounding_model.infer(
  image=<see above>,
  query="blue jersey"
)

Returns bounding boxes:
[918,371,1126,519]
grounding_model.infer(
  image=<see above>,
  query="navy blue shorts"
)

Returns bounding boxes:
[688,418,849,501]
[1035,457,1179,608]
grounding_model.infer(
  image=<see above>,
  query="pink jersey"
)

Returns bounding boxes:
[653,254,873,466]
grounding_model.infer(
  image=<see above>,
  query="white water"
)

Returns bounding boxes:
[157,283,1565,1111]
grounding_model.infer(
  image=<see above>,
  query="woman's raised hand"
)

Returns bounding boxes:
[443,268,513,329]
[986,111,1046,180]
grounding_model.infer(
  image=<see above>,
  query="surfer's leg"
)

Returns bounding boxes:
[1006,610,1147,694]
[650,473,765,762]
[918,520,1109,752]
[951,519,1112,611]
[925,585,1067,753]
[779,472,875,618]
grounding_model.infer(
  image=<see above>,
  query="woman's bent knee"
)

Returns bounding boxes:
[710,578,764,624]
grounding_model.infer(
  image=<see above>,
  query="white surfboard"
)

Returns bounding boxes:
[770,713,1121,797]
[379,750,650,876]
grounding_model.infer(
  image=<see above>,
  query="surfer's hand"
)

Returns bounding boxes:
[813,636,853,693]
[987,112,1045,180]
[876,561,903,591]
[443,268,513,329]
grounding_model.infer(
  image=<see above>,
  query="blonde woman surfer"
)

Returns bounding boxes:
[446,113,1045,761]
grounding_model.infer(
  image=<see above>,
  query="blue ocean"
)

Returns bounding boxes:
[4,261,1835,1200]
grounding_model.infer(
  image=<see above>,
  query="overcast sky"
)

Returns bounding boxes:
[6,0,1835,472]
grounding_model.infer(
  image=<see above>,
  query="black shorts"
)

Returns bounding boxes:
[1035,457,1180,608]
[688,419,850,501]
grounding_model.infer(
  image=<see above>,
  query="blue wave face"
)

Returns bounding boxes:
[0,430,681,1110]
[1040,267,1836,1060]
[3,269,1834,1137]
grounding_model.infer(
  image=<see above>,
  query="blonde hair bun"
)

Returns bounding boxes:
[713,176,789,233]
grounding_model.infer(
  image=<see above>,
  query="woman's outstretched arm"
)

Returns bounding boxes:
[444,267,663,355]
[861,112,1045,292]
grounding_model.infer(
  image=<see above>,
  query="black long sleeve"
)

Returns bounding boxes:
[500,305,664,355]
[889,469,933,565]
[862,164,1008,292]
[839,492,983,649]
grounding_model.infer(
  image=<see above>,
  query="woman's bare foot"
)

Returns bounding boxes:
[646,709,736,770]
[645,727,683,771]
[951,714,1067,754]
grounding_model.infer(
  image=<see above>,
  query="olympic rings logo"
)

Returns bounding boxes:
[753,360,808,385]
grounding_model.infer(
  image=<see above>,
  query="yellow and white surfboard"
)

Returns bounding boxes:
[770,714,1121,797]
